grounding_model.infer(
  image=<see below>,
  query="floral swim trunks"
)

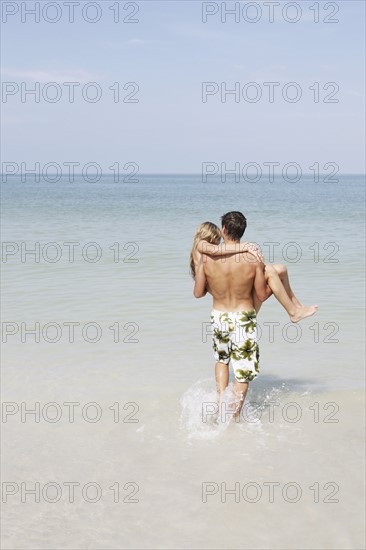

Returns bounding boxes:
[211,309,260,383]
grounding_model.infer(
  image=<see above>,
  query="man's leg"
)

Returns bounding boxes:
[215,362,232,423]
[265,265,318,322]
[233,381,249,419]
[215,361,229,395]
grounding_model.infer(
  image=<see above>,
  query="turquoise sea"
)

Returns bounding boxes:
[1,174,365,549]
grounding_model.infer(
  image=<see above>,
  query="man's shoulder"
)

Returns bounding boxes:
[205,255,257,273]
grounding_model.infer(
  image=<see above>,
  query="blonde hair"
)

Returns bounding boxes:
[189,221,221,279]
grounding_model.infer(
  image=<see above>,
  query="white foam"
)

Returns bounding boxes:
[179,378,267,440]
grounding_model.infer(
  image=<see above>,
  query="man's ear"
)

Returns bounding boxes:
[221,226,226,238]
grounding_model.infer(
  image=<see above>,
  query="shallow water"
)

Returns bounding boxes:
[1,175,365,548]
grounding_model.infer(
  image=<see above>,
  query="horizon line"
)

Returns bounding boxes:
[1,172,365,177]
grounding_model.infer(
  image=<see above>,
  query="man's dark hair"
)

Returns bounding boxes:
[221,211,247,241]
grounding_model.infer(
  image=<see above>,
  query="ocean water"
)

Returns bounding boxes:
[1,175,365,549]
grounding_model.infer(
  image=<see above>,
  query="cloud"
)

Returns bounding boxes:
[343,89,362,98]
[250,64,288,81]
[1,68,100,83]
[128,38,145,45]
[99,38,167,49]
[171,24,226,41]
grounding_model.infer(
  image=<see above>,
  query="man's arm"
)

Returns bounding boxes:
[193,262,208,298]
[197,240,265,264]
[254,261,272,302]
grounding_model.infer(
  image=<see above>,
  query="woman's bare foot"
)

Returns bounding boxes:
[291,296,303,307]
[290,305,318,323]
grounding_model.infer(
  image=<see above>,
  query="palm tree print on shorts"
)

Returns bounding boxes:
[239,309,257,334]
[211,309,260,383]
[234,369,256,382]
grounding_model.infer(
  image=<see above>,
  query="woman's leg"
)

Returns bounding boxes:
[272,264,303,307]
[264,265,318,322]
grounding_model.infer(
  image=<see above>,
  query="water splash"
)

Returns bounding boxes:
[179,378,303,440]
[180,378,255,439]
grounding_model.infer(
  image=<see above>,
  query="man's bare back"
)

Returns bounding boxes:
[203,253,268,311]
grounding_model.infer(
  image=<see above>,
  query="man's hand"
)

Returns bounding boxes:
[242,242,265,264]
[254,261,271,302]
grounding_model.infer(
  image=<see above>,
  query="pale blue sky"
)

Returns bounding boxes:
[1,0,365,173]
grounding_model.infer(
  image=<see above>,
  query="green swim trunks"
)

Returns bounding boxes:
[211,309,260,383]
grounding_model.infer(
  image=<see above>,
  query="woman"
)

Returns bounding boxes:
[190,222,318,322]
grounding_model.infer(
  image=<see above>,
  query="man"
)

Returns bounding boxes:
[194,211,271,417]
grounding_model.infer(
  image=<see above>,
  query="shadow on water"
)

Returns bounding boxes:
[249,374,328,397]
